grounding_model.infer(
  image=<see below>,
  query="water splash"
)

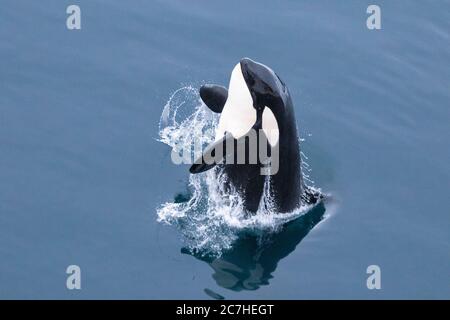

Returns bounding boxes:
[156,86,320,256]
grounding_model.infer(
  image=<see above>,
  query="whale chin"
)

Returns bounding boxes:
[216,62,256,141]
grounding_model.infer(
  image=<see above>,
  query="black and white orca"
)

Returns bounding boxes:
[190,58,320,213]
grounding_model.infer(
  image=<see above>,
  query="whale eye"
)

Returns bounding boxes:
[262,82,273,93]
[262,107,279,146]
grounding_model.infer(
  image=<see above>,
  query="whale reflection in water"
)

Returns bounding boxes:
[182,202,326,291]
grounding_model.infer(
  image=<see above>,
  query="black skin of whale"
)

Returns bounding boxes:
[190,58,320,213]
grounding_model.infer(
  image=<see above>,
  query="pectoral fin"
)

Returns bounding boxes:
[189,133,235,174]
[200,84,228,113]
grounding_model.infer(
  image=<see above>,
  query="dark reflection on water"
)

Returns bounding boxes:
[182,202,326,291]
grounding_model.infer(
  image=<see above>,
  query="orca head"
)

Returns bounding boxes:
[190,58,283,174]
[239,57,284,148]
[216,58,283,146]
[240,57,287,114]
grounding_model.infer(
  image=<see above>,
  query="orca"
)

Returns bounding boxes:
[190,58,320,213]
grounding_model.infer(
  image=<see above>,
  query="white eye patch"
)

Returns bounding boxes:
[262,107,279,146]
[216,63,256,140]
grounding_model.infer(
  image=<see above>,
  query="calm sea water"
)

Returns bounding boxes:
[0,0,449,299]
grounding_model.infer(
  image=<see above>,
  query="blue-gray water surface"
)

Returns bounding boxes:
[0,0,449,299]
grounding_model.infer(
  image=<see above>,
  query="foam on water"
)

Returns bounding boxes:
[156,86,320,256]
